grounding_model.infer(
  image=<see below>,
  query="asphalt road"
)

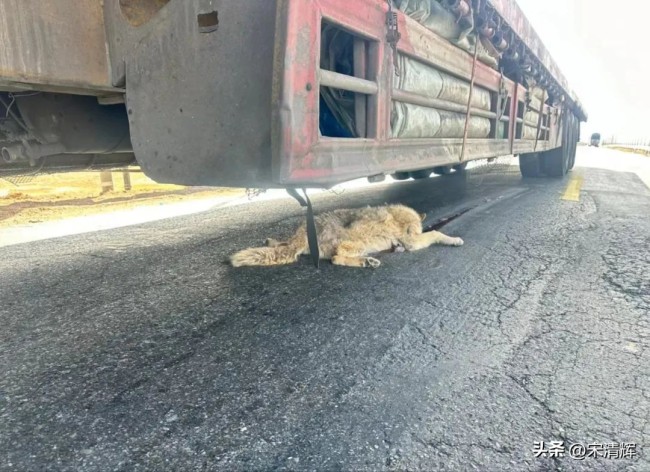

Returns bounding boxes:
[1,147,649,471]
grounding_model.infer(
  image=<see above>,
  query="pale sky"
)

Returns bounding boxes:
[516,0,648,143]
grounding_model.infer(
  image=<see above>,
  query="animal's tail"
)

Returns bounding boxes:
[230,241,307,267]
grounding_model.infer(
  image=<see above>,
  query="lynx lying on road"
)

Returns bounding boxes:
[230,204,464,268]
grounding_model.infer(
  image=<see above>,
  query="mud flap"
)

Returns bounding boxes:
[286,188,320,268]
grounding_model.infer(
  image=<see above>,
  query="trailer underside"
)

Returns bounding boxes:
[0,0,586,187]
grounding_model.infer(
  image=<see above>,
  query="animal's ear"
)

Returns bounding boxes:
[420,213,427,222]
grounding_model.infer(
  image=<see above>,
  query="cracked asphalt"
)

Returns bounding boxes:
[1,147,649,471]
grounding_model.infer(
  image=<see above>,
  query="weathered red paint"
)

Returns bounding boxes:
[275,0,566,186]
[277,0,389,183]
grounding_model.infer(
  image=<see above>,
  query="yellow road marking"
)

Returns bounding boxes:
[561,174,584,201]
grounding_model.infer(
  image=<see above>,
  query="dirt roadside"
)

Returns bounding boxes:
[0,171,245,227]
[603,145,650,157]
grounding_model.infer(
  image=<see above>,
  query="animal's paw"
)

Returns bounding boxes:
[452,237,464,246]
[364,257,381,268]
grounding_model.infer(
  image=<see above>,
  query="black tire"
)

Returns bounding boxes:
[543,112,577,177]
[567,143,576,170]
[567,117,579,170]
[432,165,453,176]
[453,162,468,172]
[410,169,432,179]
[391,172,411,181]
[543,146,567,177]
[519,152,543,178]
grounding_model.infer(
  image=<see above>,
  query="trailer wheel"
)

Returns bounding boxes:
[544,111,578,177]
[391,172,411,181]
[542,146,568,177]
[432,165,453,175]
[410,169,432,179]
[567,117,579,170]
[519,153,543,178]
[567,141,576,170]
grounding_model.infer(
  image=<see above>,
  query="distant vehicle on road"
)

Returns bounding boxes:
[590,133,601,147]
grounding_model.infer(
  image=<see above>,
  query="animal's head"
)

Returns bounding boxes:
[388,205,426,235]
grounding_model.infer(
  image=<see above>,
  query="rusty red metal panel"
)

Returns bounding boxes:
[0,0,117,94]
[275,0,321,178]
[275,0,390,184]
[114,0,565,188]
[275,0,532,185]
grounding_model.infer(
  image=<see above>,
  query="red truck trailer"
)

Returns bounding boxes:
[0,0,585,186]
